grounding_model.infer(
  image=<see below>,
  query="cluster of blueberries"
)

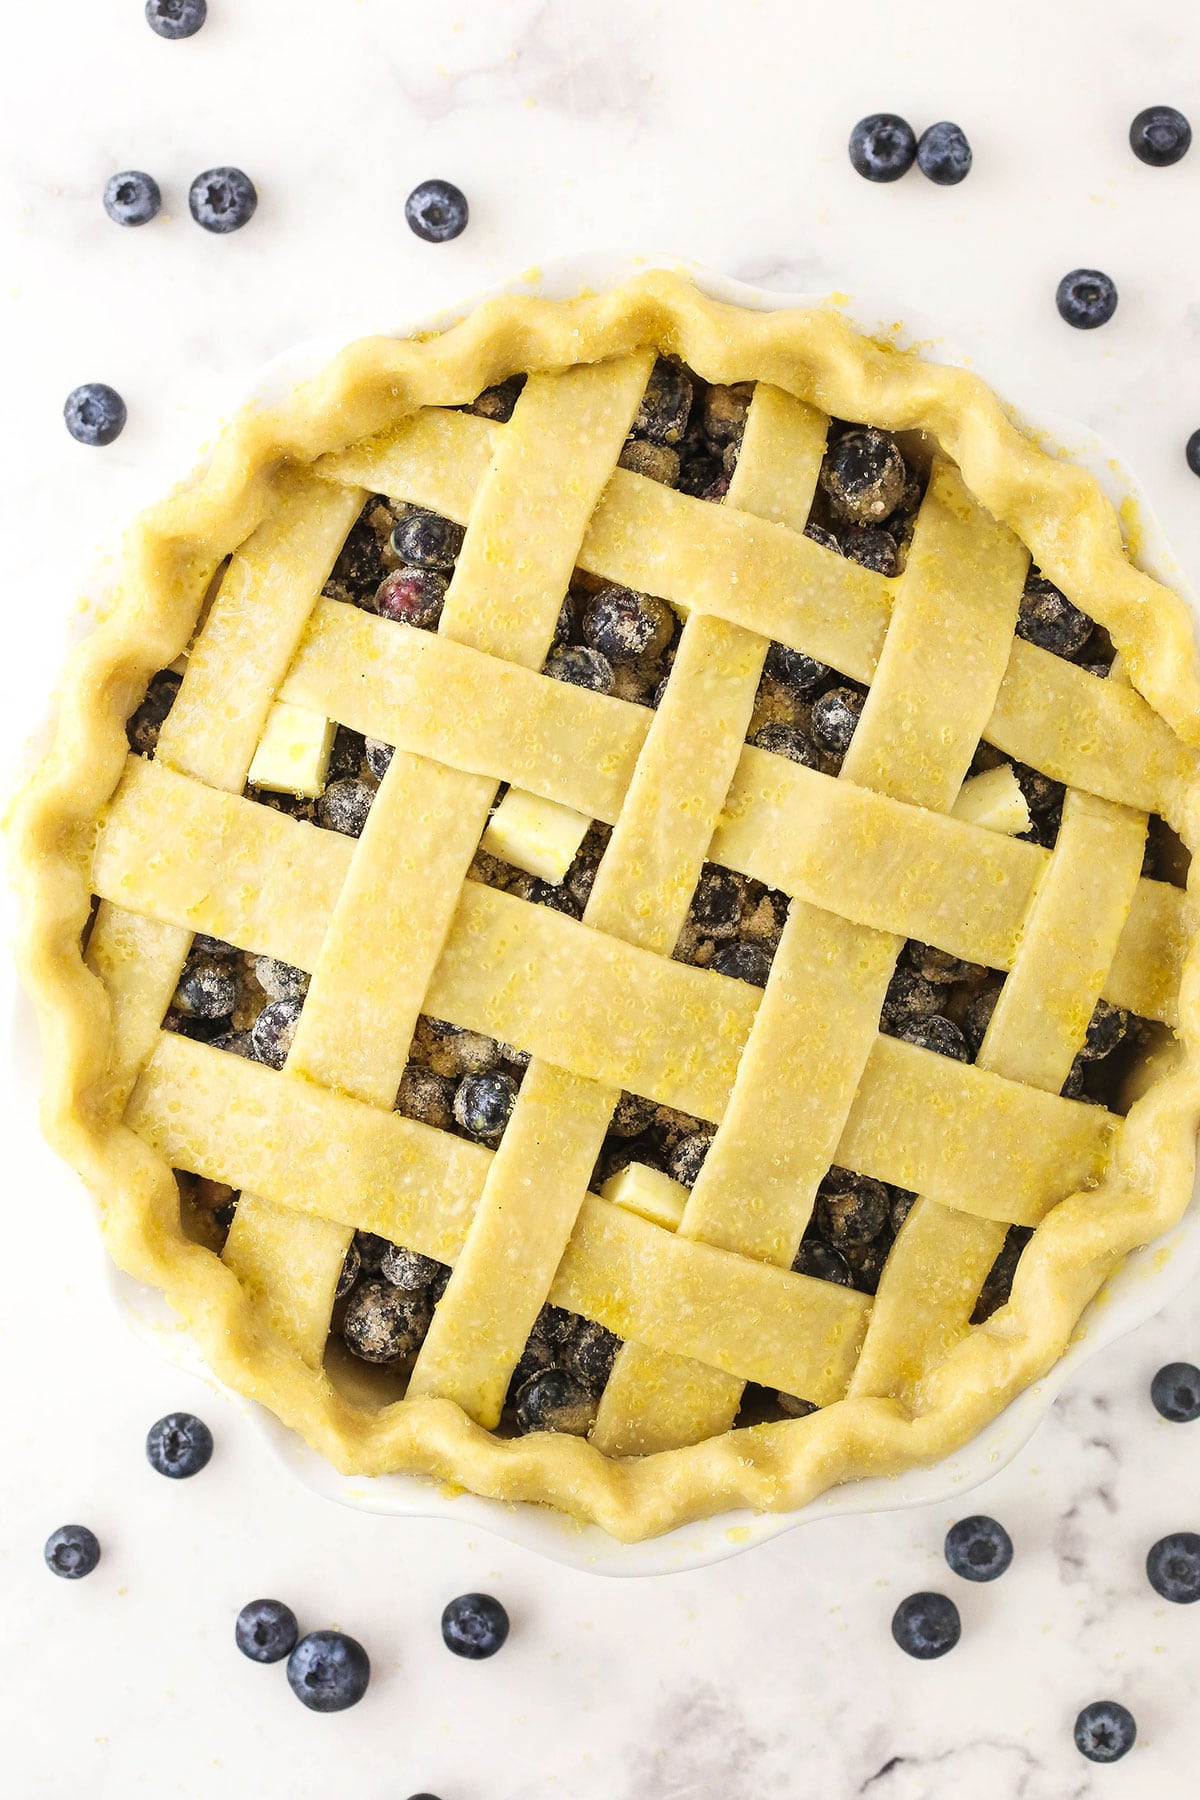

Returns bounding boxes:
[889,1358,1200,1766]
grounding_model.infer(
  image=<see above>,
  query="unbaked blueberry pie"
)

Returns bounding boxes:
[15,273,1200,1539]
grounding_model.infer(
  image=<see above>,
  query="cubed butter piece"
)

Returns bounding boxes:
[480,788,590,884]
[600,1162,688,1233]
[951,764,1031,837]
[247,701,336,799]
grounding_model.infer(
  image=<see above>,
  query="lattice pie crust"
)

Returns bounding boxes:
[14,273,1200,1540]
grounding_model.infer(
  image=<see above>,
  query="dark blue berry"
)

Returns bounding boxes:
[453,1070,517,1141]
[146,0,206,36]
[944,1515,1013,1582]
[341,1275,432,1364]
[566,1319,620,1391]
[189,167,258,234]
[751,722,821,767]
[286,1630,370,1711]
[711,940,773,986]
[127,669,181,754]
[316,777,373,837]
[375,567,447,628]
[892,1013,969,1061]
[891,1591,961,1659]
[1146,1531,1200,1603]
[1016,575,1092,658]
[250,996,303,1069]
[174,952,238,1020]
[514,1367,596,1435]
[44,1524,101,1579]
[583,586,675,663]
[666,1130,713,1187]
[1151,1361,1200,1422]
[793,1240,853,1286]
[146,1411,213,1479]
[253,957,308,1002]
[1074,1699,1137,1763]
[64,383,126,447]
[1187,429,1200,477]
[764,642,831,695]
[390,511,464,571]
[103,171,161,227]
[405,180,469,243]
[1130,105,1191,167]
[441,1593,510,1660]
[821,428,908,523]
[634,359,694,445]
[840,525,899,575]
[545,644,614,693]
[236,1598,299,1664]
[1078,998,1129,1062]
[380,1243,444,1291]
[815,1172,890,1246]
[810,686,865,756]
[849,114,917,182]
[917,121,972,185]
[1056,269,1118,330]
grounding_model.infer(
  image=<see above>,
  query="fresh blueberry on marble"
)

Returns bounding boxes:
[848,113,917,182]
[453,1070,518,1141]
[44,1524,100,1580]
[235,1598,299,1664]
[405,179,469,243]
[917,121,972,185]
[145,1411,213,1479]
[1130,104,1191,166]
[1074,1699,1137,1763]
[188,167,258,234]
[286,1630,371,1711]
[944,1515,1014,1582]
[146,0,206,37]
[103,171,161,227]
[891,1592,962,1659]
[1151,1361,1200,1422]
[1187,428,1200,477]
[1056,269,1118,329]
[64,382,126,447]
[1146,1531,1200,1603]
[441,1592,510,1660]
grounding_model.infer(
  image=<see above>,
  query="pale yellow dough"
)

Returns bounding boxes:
[12,271,1200,1541]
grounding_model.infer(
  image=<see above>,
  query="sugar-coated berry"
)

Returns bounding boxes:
[453,1070,517,1141]
[582,587,675,663]
[250,996,303,1069]
[103,170,161,227]
[1151,1361,1200,1422]
[316,777,374,837]
[514,1367,596,1435]
[1074,1700,1137,1763]
[566,1319,620,1391]
[189,168,257,234]
[396,1063,456,1130]
[634,359,693,445]
[341,1276,432,1363]
[764,642,831,695]
[389,511,464,571]
[545,644,614,693]
[253,957,308,1002]
[467,375,525,421]
[1056,269,1118,330]
[64,383,126,447]
[892,1013,969,1061]
[380,1242,444,1291]
[1146,1531,1200,1603]
[917,121,972,185]
[287,1630,370,1711]
[146,0,206,37]
[146,1411,213,1478]
[618,439,681,485]
[44,1524,101,1579]
[944,1515,1014,1582]
[849,113,917,182]
[1016,575,1093,658]
[815,1172,890,1246]
[751,722,821,767]
[891,1591,961,1659]
[840,525,899,575]
[689,867,744,940]
[174,952,239,1020]
[793,1239,853,1286]
[820,428,908,523]
[711,940,773,986]
[127,669,181,754]
[442,1592,510,1659]
[667,1131,713,1188]
[236,1598,299,1664]
[810,686,865,756]
[405,180,469,242]
[375,567,447,628]
[1130,105,1191,167]
[1077,997,1129,1062]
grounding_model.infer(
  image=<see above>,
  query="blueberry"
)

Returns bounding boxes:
[189,167,258,234]
[1074,1699,1137,1763]
[335,1240,361,1301]
[341,1276,432,1364]
[375,567,447,628]
[634,359,694,445]
[689,867,744,939]
[810,685,865,756]
[820,428,908,523]
[44,1524,101,1579]
[1187,429,1200,477]
[453,1070,517,1141]
[396,1064,456,1130]
[751,722,821,768]
[1077,997,1129,1062]
[1130,105,1191,167]
[467,374,526,420]
[1151,1361,1200,1422]
[146,0,206,37]
[840,525,899,575]
[1016,575,1093,658]
[848,113,917,182]
[763,642,831,695]
[917,121,972,186]
[545,644,614,693]
[566,1319,620,1391]
[678,453,725,499]
[236,1598,299,1664]
[514,1367,596,1435]
[173,952,239,1020]
[146,1411,213,1479]
[793,1240,853,1286]
[944,1515,1013,1582]
[103,171,161,227]
[1056,269,1118,330]
[892,1013,969,1061]
[582,587,675,663]
[441,1592,510,1660]
[890,1591,961,1659]
[64,383,126,447]
[127,669,181,754]
[250,996,303,1069]
[1146,1531,1200,1603]
[815,1172,890,1246]
[962,985,1000,1059]
[316,777,374,837]
[365,737,395,781]
[389,511,464,571]
[711,940,773,986]
[405,180,469,243]
[666,1130,713,1188]
[286,1630,370,1711]
[253,957,309,1002]
[353,1230,391,1272]
[380,1243,444,1291]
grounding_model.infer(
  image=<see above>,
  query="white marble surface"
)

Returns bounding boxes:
[4,1,1200,1794]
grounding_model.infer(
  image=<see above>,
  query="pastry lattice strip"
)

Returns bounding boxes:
[88,351,1181,1451]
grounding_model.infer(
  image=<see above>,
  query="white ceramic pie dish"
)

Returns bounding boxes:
[16,254,1200,1576]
